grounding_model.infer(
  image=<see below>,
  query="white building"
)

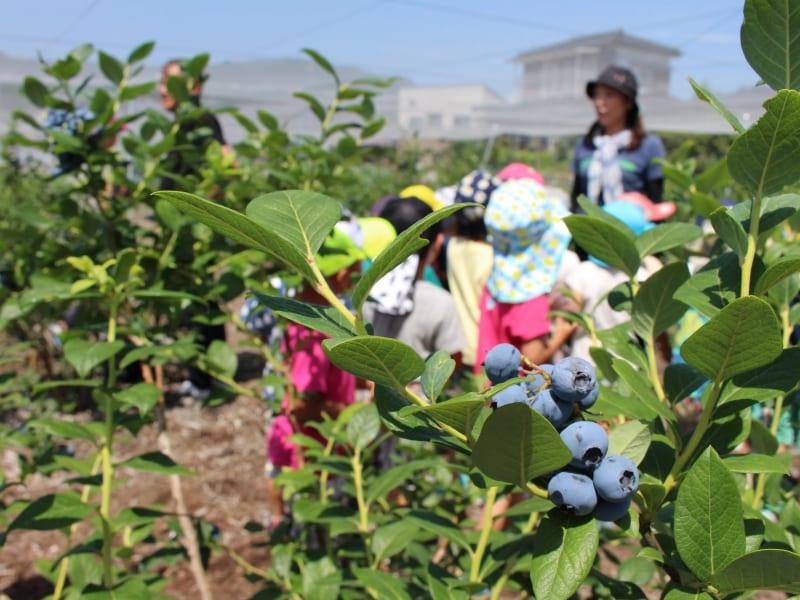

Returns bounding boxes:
[397,85,504,138]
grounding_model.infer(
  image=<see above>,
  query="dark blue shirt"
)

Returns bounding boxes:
[571,132,666,206]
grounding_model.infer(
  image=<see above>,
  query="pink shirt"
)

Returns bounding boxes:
[267,323,356,470]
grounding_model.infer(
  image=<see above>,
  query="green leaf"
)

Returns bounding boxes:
[722,453,791,473]
[22,76,48,107]
[245,190,342,259]
[731,193,800,238]
[122,452,192,475]
[346,404,380,449]
[710,208,748,258]
[663,586,714,600]
[750,420,779,455]
[374,385,449,444]
[127,41,155,64]
[323,336,424,388]
[724,347,800,402]
[674,447,745,580]
[576,195,635,238]
[564,215,640,277]
[29,418,97,443]
[154,191,316,282]
[366,459,438,505]
[472,403,571,487]
[294,92,327,122]
[612,359,675,423]
[206,340,237,378]
[632,262,690,338]
[302,48,339,84]
[132,288,206,304]
[9,492,91,531]
[741,0,800,91]
[371,521,419,562]
[360,117,386,139]
[302,556,341,600]
[64,340,125,378]
[664,363,707,404]
[608,420,651,466]
[115,383,160,416]
[405,509,471,552]
[728,90,800,196]
[689,77,745,134]
[119,82,156,101]
[98,51,124,84]
[352,203,467,309]
[254,293,354,338]
[755,257,800,294]
[530,514,599,600]
[673,252,740,318]
[709,549,800,593]
[421,350,455,401]
[401,394,485,438]
[681,296,783,381]
[635,222,703,258]
[353,568,410,600]
[256,109,279,130]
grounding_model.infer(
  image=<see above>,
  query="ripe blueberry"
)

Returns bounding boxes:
[560,421,608,470]
[483,343,521,384]
[578,381,600,409]
[491,383,527,409]
[551,357,597,404]
[593,455,639,502]
[594,498,631,522]
[547,471,597,516]
[523,364,553,395]
[530,389,573,429]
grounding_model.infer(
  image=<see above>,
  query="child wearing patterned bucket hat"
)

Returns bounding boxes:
[475,179,577,371]
[447,170,500,369]
[264,219,366,529]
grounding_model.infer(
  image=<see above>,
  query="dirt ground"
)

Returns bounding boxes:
[0,394,270,600]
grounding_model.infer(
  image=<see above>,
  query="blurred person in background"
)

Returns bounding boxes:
[446,170,500,372]
[158,58,228,189]
[475,179,576,371]
[362,197,465,367]
[570,66,666,212]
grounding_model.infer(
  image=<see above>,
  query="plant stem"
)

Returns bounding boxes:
[751,305,791,509]
[319,436,337,504]
[100,302,119,588]
[309,261,356,328]
[352,448,370,533]
[665,379,722,491]
[645,336,667,404]
[526,482,549,499]
[401,387,469,444]
[489,511,539,600]
[740,191,763,297]
[469,486,498,583]
[52,454,102,600]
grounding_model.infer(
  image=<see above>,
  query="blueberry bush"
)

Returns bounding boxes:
[1,2,800,598]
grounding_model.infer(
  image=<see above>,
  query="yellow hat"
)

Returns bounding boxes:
[357,217,397,259]
[399,184,443,211]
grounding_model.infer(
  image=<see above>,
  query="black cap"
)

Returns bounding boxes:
[586,65,638,101]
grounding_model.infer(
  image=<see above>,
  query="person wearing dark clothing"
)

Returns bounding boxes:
[158,59,227,190]
[570,65,666,212]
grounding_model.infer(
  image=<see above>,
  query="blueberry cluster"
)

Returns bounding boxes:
[42,107,97,176]
[484,345,639,521]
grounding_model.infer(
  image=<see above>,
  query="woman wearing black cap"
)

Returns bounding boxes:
[570,65,666,211]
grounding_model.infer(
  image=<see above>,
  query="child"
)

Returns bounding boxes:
[363,197,466,363]
[446,170,500,371]
[264,222,366,527]
[475,179,575,370]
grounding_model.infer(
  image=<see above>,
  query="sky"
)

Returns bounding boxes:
[0,0,755,100]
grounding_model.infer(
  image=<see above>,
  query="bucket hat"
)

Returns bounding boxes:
[485,180,571,303]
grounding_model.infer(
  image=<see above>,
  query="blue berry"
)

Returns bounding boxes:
[483,343,520,384]
[530,388,572,429]
[594,498,631,522]
[523,364,553,395]
[560,421,608,470]
[578,381,600,409]
[593,455,639,502]
[551,357,597,404]
[547,472,597,516]
[491,384,527,409]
